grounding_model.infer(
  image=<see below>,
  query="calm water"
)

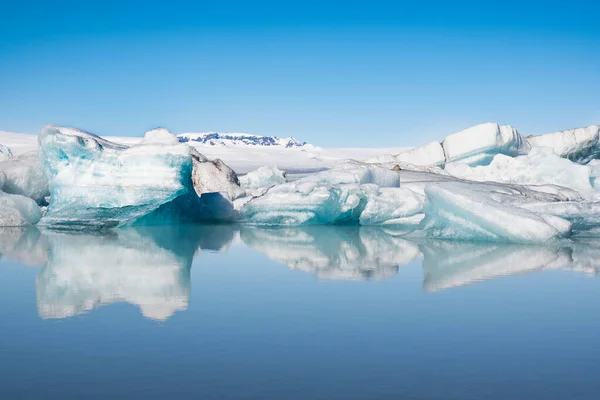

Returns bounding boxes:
[1,225,600,399]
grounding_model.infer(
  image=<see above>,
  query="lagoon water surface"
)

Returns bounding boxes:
[1,225,600,399]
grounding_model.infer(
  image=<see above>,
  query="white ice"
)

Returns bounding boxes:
[0,152,49,204]
[445,147,596,198]
[239,164,288,189]
[420,182,573,243]
[526,125,600,164]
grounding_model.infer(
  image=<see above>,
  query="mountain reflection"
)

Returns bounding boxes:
[1,225,599,321]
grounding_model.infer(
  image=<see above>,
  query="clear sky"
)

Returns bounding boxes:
[1,0,599,147]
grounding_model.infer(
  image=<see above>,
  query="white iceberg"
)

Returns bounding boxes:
[420,182,572,243]
[239,164,288,189]
[446,147,596,198]
[526,125,600,164]
[0,152,49,204]
[0,191,42,227]
[358,185,424,226]
[442,122,528,166]
[368,141,446,167]
[236,161,414,226]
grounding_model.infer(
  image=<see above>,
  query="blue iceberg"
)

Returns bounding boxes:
[38,125,214,229]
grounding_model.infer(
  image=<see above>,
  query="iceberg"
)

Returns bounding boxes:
[369,141,446,167]
[367,122,528,168]
[442,123,529,167]
[0,152,49,204]
[191,152,245,200]
[38,125,210,228]
[358,186,424,226]
[526,125,600,164]
[445,147,596,198]
[239,164,288,189]
[0,191,42,227]
[420,182,573,243]
[236,162,415,226]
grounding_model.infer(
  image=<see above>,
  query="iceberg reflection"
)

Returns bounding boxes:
[1,225,600,320]
[240,226,421,280]
[35,225,236,321]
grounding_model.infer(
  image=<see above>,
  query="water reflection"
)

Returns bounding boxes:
[1,225,599,321]
[240,226,420,280]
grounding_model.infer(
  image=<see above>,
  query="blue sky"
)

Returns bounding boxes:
[1,0,599,147]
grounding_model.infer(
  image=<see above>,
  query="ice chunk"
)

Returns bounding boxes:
[442,123,528,166]
[141,127,181,145]
[358,186,424,226]
[0,152,49,204]
[526,125,600,164]
[235,161,403,225]
[0,144,13,161]
[237,181,366,225]
[518,201,600,236]
[240,226,420,280]
[368,141,446,167]
[191,153,245,200]
[446,147,595,197]
[301,161,401,187]
[239,164,288,189]
[420,182,572,243]
[38,125,209,228]
[0,191,42,227]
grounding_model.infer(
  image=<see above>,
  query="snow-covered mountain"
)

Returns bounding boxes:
[178,132,309,148]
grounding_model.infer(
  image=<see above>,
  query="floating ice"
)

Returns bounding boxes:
[38,125,210,228]
[191,153,245,200]
[236,162,413,226]
[358,185,424,226]
[0,152,49,204]
[369,141,446,167]
[446,147,596,197]
[420,182,572,243]
[526,125,600,164]
[442,123,528,166]
[239,164,287,189]
[0,191,42,227]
